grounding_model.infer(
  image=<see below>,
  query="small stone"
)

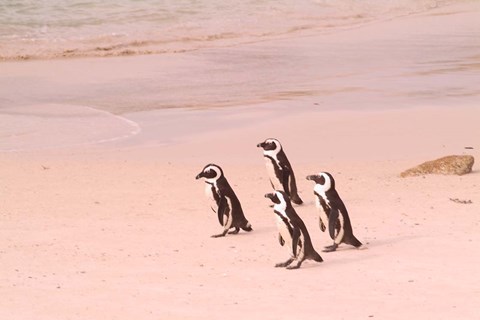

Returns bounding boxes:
[400,155,474,177]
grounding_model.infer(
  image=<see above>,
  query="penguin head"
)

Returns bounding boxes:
[257,138,282,154]
[196,164,223,182]
[306,172,335,191]
[265,190,290,209]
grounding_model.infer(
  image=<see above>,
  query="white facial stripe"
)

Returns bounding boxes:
[323,173,332,191]
[204,165,222,183]
[263,139,281,157]
[313,172,332,192]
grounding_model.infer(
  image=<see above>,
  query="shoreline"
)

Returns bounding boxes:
[2,103,479,160]
[1,1,480,116]
[0,0,466,62]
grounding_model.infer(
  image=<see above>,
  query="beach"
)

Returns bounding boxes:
[1,1,480,319]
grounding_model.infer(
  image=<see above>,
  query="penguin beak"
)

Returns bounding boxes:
[195,173,203,180]
[257,142,265,148]
[306,175,316,181]
[264,193,274,199]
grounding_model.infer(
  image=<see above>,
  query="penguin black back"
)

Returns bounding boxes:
[265,190,322,269]
[257,138,303,205]
[307,172,362,252]
[196,164,252,238]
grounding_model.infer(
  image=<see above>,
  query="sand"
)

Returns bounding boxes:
[1,2,480,320]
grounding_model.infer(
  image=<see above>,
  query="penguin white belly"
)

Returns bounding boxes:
[223,196,233,229]
[314,196,330,229]
[314,186,331,228]
[334,213,345,244]
[265,157,283,190]
[275,216,294,256]
[296,232,306,261]
[204,183,217,212]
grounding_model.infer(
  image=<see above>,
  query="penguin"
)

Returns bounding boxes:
[196,163,253,238]
[257,138,303,205]
[306,172,362,252]
[264,190,323,269]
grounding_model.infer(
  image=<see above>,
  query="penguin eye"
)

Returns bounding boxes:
[319,176,325,185]
[265,141,276,150]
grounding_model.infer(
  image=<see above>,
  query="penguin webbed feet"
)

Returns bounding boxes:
[228,227,240,235]
[275,257,295,268]
[212,226,252,237]
[211,230,228,238]
[241,225,253,232]
[319,220,326,232]
[286,263,301,270]
[322,243,338,252]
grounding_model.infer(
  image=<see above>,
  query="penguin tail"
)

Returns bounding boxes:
[346,235,363,248]
[291,195,303,205]
[311,250,323,263]
[241,222,253,232]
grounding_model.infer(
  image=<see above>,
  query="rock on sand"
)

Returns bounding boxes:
[400,155,475,177]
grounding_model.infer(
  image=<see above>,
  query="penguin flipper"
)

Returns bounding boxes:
[291,227,301,258]
[328,208,340,240]
[319,218,326,232]
[287,168,303,205]
[217,197,228,226]
[345,234,363,248]
[281,168,290,194]
[278,234,285,246]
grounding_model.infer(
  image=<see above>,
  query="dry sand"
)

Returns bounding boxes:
[1,2,480,320]
[1,105,479,320]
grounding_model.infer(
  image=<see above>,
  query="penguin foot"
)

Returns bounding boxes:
[322,244,338,252]
[287,258,305,269]
[287,265,300,270]
[241,225,253,232]
[275,257,294,268]
[211,231,227,238]
[286,264,301,270]
[228,228,240,235]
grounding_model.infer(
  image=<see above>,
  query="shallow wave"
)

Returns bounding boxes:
[0,0,464,61]
[0,104,141,152]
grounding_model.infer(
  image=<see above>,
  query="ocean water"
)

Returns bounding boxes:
[0,0,458,60]
[1,0,479,151]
